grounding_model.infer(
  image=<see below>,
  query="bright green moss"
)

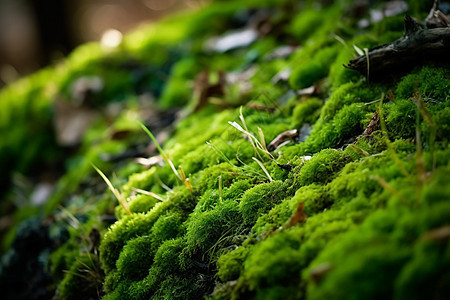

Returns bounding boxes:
[290,46,339,89]
[394,240,450,300]
[302,103,367,152]
[150,212,184,248]
[396,65,450,101]
[147,237,205,298]
[241,228,304,299]
[100,187,195,274]
[328,48,361,88]
[296,149,351,186]
[116,235,154,281]
[186,200,242,255]
[292,184,331,216]
[3,0,450,299]
[291,98,323,129]
[100,213,159,274]
[239,180,286,225]
[251,198,291,236]
[195,180,252,213]
[193,163,241,194]
[122,168,157,197]
[384,99,416,140]
[128,194,160,213]
[308,244,411,300]
[217,246,250,282]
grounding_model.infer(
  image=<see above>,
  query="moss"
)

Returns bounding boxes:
[150,212,184,248]
[186,200,242,255]
[100,186,196,274]
[292,184,331,216]
[396,65,450,101]
[128,194,160,214]
[308,244,411,300]
[58,254,104,300]
[217,246,250,282]
[251,198,292,236]
[384,99,416,140]
[291,98,323,129]
[193,163,241,194]
[296,149,351,186]
[239,180,286,225]
[3,0,450,299]
[394,240,450,300]
[241,228,303,299]
[116,235,154,281]
[195,180,252,213]
[289,46,339,89]
[328,48,361,88]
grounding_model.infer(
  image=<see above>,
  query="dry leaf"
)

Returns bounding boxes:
[267,129,299,152]
[285,202,307,229]
[362,110,380,136]
[194,70,226,112]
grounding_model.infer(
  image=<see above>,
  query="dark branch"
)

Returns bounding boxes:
[345,15,450,79]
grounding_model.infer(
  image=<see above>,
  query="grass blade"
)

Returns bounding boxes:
[92,164,131,215]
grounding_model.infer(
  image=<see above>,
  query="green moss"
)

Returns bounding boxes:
[290,46,339,89]
[239,180,286,225]
[100,186,196,274]
[150,212,184,248]
[394,240,450,300]
[242,228,303,299]
[217,246,250,282]
[3,1,450,299]
[292,184,331,216]
[384,99,416,140]
[291,98,323,129]
[116,235,154,281]
[296,149,351,186]
[193,163,241,194]
[58,254,104,300]
[396,65,450,101]
[308,244,411,300]
[251,198,291,236]
[186,200,242,255]
[128,194,160,213]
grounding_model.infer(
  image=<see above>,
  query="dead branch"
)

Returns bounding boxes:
[345,15,450,78]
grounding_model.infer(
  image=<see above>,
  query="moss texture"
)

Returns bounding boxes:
[1,0,450,299]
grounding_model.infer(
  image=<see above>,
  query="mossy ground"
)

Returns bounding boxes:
[1,0,450,299]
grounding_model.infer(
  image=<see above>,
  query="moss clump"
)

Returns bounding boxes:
[384,99,417,140]
[296,149,351,186]
[128,194,160,213]
[290,46,339,89]
[290,98,323,129]
[240,228,304,300]
[217,246,250,282]
[115,236,154,281]
[186,200,242,255]
[239,180,286,225]
[58,254,104,300]
[396,65,450,101]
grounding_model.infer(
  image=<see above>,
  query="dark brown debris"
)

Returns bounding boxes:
[362,111,381,137]
[193,70,226,112]
[285,202,307,229]
[345,15,450,79]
